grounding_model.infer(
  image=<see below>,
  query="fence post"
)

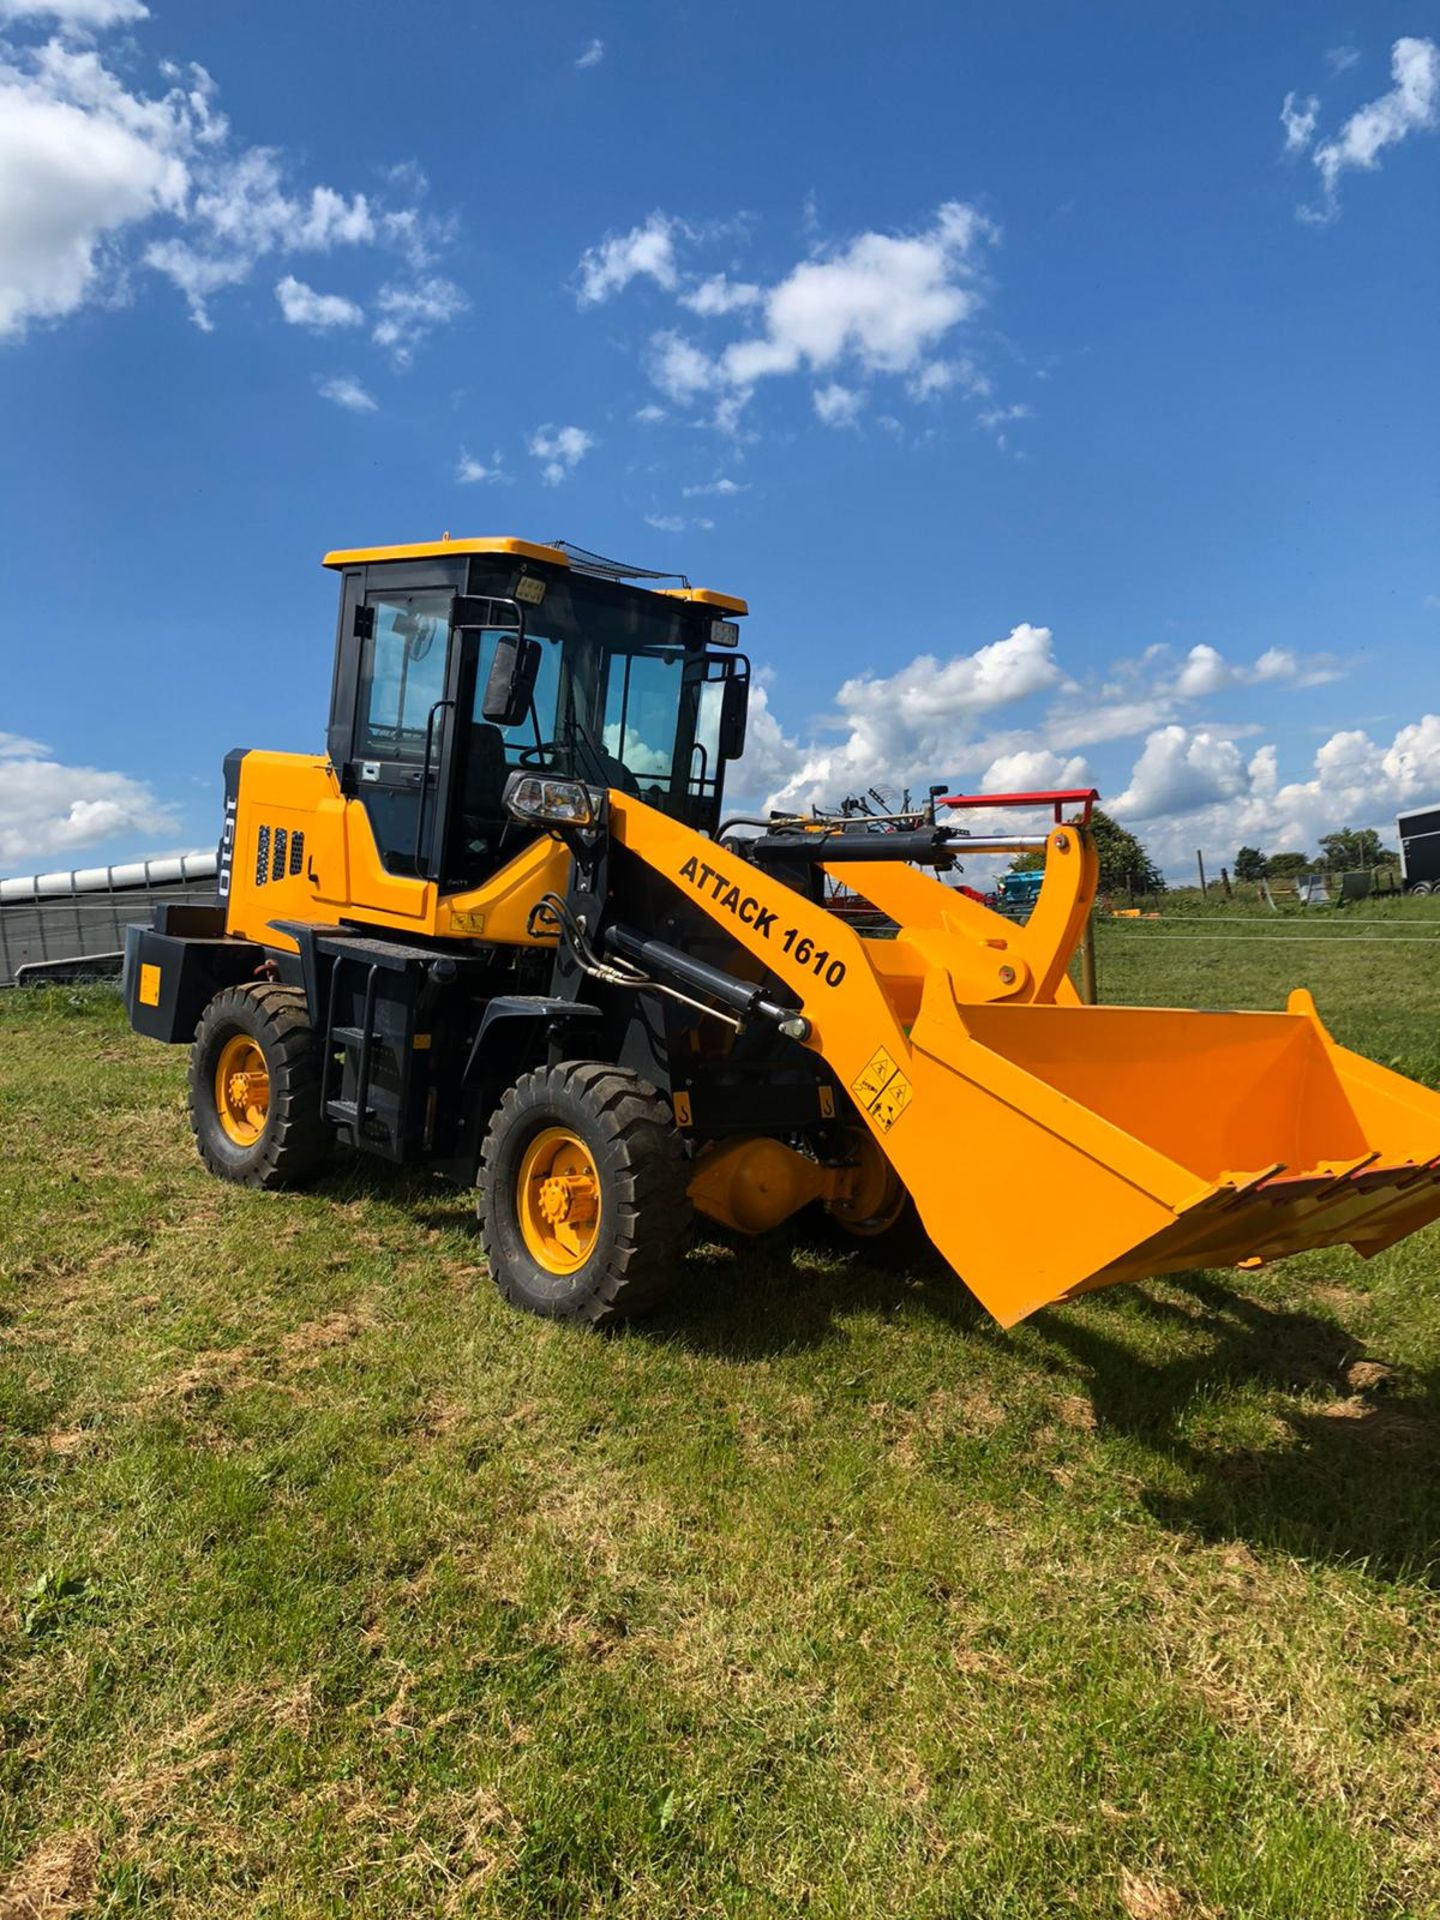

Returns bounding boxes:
[1078,909,1098,1005]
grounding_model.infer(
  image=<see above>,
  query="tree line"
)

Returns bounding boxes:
[1231,828,1400,882]
[1011,816,1400,896]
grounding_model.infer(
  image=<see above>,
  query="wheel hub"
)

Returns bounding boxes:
[537,1170,598,1227]
[214,1034,271,1147]
[517,1128,603,1273]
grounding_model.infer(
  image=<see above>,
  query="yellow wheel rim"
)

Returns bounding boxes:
[517,1127,602,1275]
[214,1033,271,1147]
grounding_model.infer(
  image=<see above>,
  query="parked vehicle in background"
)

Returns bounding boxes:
[997,868,1045,917]
[1397,804,1440,894]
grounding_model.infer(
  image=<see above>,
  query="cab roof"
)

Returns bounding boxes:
[320,535,747,616]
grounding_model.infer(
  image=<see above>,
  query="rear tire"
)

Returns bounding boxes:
[1410,881,1433,896]
[188,983,331,1189]
[478,1063,692,1324]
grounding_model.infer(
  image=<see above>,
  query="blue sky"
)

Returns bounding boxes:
[1,0,1437,878]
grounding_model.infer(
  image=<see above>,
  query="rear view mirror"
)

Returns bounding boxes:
[718,674,749,760]
[481,631,542,728]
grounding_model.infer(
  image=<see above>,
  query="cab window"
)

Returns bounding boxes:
[471,627,564,766]
[357,592,451,763]
[603,651,684,792]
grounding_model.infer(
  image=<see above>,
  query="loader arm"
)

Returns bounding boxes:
[609,792,1440,1325]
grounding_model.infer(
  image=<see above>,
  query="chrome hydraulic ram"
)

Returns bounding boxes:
[604,925,810,1040]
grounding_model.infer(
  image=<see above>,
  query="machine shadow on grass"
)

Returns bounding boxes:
[642,1226,989,1359]
[648,1233,1440,1583]
[1030,1275,1440,1585]
[307,1153,1440,1581]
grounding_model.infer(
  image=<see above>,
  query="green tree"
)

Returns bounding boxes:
[1013,808,1164,893]
[1265,851,1311,879]
[1233,845,1266,882]
[1319,827,1388,871]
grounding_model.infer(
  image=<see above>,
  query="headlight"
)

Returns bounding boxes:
[503,772,604,828]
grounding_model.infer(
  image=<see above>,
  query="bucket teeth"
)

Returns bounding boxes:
[1134,1155,1440,1286]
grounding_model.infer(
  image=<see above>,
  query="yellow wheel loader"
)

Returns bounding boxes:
[124,536,1440,1326]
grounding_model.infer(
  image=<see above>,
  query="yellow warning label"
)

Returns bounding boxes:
[851,1046,913,1132]
[138,962,161,1007]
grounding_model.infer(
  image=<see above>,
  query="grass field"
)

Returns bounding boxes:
[3,900,1440,1917]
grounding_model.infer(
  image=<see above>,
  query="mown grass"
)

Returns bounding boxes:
[3,910,1440,1917]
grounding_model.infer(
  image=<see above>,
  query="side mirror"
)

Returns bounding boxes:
[481,631,542,728]
[718,674,749,760]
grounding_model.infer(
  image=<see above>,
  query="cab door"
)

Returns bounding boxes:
[350,587,460,877]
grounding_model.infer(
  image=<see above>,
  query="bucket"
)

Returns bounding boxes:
[903,989,1440,1325]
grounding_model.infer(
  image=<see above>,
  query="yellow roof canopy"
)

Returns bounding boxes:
[321,535,747,615]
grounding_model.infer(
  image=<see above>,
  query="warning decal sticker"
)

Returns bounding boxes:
[851,1046,913,1132]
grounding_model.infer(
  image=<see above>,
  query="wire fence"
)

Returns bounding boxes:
[1097,930,1440,944]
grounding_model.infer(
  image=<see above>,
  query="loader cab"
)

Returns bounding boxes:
[322,538,750,890]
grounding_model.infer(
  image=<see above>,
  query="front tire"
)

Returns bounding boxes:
[478,1063,692,1324]
[188,983,331,1189]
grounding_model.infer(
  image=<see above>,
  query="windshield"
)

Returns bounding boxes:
[466,567,730,819]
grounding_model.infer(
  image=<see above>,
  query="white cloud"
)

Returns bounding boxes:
[1042,696,1175,753]
[456,447,503,483]
[576,212,683,304]
[0,32,457,342]
[1105,711,1440,873]
[275,273,362,329]
[907,356,989,401]
[146,147,385,329]
[578,200,1007,434]
[1280,90,1319,153]
[0,42,191,339]
[317,374,376,413]
[681,475,746,496]
[977,401,1032,436]
[1327,46,1360,75]
[980,747,1090,793]
[1172,640,1340,697]
[679,273,762,316]
[1299,36,1440,220]
[575,37,604,69]
[745,622,1063,814]
[371,274,466,364]
[723,619,1367,873]
[812,381,864,428]
[0,739,175,871]
[529,423,594,485]
[1110,724,1249,819]
[634,403,667,424]
[648,328,716,402]
[643,512,713,534]
[0,731,50,759]
[723,201,994,387]
[0,0,148,27]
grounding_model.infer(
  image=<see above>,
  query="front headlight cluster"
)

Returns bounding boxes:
[503,772,605,829]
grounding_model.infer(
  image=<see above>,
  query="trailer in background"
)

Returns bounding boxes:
[1397,804,1440,894]
[0,853,218,987]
